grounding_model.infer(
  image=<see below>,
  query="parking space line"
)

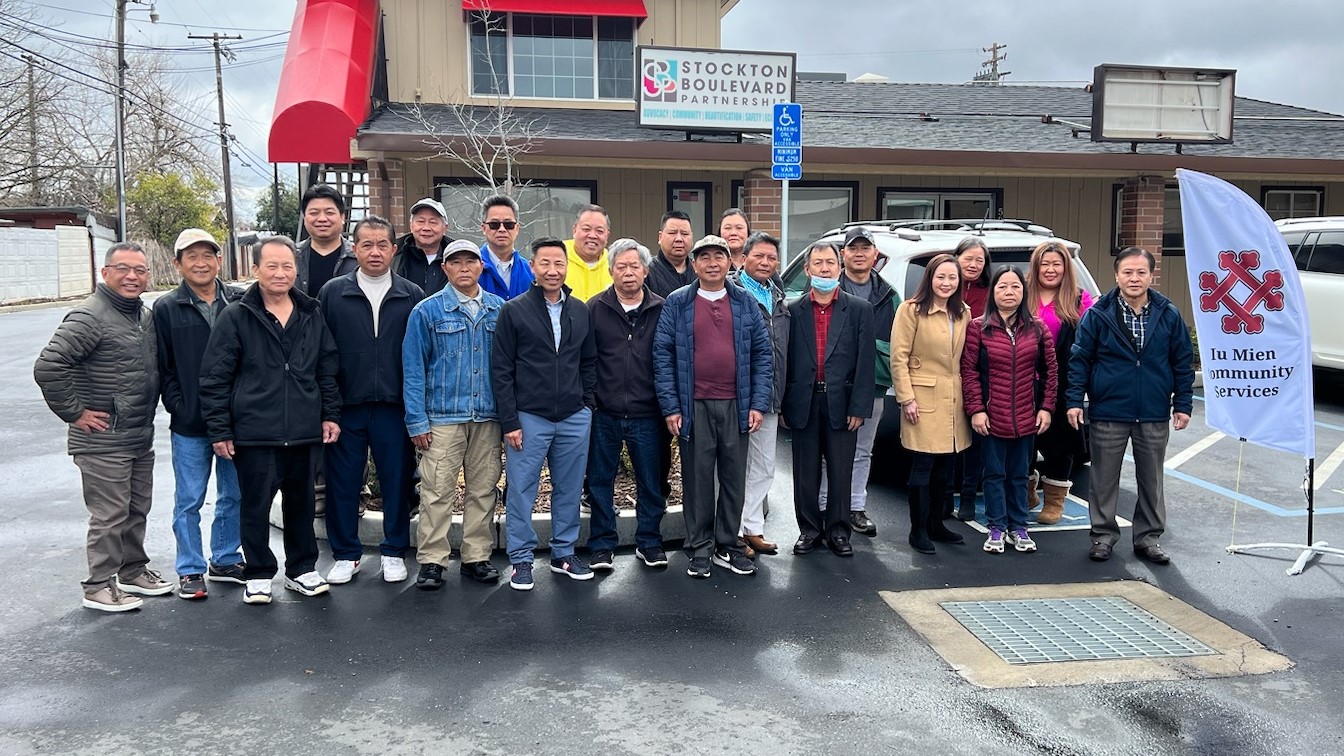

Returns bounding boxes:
[1164,431,1225,470]
[1313,440,1344,491]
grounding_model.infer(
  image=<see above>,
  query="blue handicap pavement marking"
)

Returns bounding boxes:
[957,492,1120,534]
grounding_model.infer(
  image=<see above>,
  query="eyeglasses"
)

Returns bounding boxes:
[485,220,518,231]
[108,264,149,276]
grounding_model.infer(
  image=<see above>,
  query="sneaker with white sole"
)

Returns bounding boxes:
[510,562,535,591]
[381,555,408,583]
[283,571,330,597]
[1006,528,1037,553]
[117,569,174,596]
[549,555,594,581]
[635,546,669,568]
[243,579,273,605]
[711,550,756,575]
[983,527,1005,554]
[82,584,144,612]
[325,559,360,584]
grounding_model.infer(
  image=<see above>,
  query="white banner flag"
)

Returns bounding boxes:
[1176,168,1314,459]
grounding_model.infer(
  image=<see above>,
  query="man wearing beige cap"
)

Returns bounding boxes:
[393,197,454,295]
[153,229,246,599]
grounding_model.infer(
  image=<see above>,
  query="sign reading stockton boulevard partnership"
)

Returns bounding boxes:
[636,46,797,133]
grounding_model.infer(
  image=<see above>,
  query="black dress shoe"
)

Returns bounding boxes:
[793,533,820,555]
[1088,541,1114,562]
[1135,544,1171,564]
[826,535,854,557]
[460,561,502,583]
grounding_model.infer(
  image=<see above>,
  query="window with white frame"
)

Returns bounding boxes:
[469,13,635,100]
[434,178,596,254]
[880,190,998,221]
[1262,187,1323,220]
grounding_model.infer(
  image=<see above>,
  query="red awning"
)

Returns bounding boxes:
[269,0,379,164]
[461,0,648,18]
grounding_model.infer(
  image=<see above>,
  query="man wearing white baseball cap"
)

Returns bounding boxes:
[392,197,454,295]
[154,228,247,600]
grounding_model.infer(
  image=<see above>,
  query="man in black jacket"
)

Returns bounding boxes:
[391,198,453,295]
[318,215,425,587]
[583,239,668,571]
[199,236,342,605]
[295,184,356,297]
[154,229,245,600]
[647,210,696,298]
[822,226,899,536]
[492,237,598,591]
[783,242,876,557]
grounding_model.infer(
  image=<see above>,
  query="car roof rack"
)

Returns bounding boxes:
[832,218,1056,238]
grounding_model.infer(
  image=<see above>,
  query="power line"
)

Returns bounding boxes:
[0,15,287,55]
[17,0,288,32]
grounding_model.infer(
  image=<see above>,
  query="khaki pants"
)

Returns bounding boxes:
[73,448,155,591]
[417,422,502,565]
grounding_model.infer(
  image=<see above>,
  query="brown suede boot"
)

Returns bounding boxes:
[1037,480,1070,525]
[1026,470,1040,511]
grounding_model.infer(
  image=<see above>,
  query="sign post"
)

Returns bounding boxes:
[772,103,802,262]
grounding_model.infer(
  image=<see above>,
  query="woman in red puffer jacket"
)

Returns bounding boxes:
[961,266,1058,555]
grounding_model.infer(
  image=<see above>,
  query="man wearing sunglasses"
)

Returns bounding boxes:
[479,194,534,300]
[35,243,170,612]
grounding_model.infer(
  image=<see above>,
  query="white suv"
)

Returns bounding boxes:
[778,218,1103,438]
[1277,216,1344,370]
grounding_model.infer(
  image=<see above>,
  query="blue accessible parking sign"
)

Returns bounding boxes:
[772,103,802,181]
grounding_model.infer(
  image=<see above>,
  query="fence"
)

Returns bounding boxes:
[0,226,96,304]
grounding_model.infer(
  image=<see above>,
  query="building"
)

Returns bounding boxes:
[269,0,1344,314]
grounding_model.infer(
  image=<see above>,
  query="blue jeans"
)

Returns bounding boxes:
[981,434,1034,531]
[325,403,417,560]
[586,410,666,552]
[505,408,591,563]
[170,432,243,576]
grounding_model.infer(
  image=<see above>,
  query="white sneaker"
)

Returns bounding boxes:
[243,579,273,605]
[325,559,360,584]
[381,555,408,583]
[283,571,330,597]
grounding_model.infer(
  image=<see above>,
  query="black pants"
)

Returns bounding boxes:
[792,392,858,540]
[235,444,320,580]
[680,399,747,559]
[909,450,956,488]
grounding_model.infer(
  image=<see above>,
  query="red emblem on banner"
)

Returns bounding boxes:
[1198,250,1285,334]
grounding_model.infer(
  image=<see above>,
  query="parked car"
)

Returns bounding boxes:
[778,219,1103,440]
[1277,216,1344,370]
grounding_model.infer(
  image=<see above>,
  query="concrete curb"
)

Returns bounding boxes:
[271,500,688,553]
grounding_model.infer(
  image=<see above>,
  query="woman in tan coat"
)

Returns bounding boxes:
[891,253,972,554]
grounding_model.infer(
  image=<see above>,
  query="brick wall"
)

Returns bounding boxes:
[369,159,407,224]
[741,168,780,237]
[1117,174,1165,283]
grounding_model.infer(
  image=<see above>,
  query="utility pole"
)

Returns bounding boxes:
[973,42,1011,84]
[190,32,243,278]
[22,53,38,204]
[114,0,158,242]
[273,163,281,233]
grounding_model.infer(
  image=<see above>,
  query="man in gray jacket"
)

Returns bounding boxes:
[34,242,172,612]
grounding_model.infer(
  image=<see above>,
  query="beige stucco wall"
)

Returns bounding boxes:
[382,0,723,107]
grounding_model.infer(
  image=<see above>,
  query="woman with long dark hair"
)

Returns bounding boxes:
[962,266,1057,553]
[1026,241,1094,523]
[890,254,970,554]
[950,237,991,519]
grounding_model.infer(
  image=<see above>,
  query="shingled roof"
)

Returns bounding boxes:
[360,80,1344,162]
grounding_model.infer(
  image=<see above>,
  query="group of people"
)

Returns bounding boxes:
[34,182,1194,613]
[897,239,1194,561]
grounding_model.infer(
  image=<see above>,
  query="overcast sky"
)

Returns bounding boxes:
[34,0,1344,195]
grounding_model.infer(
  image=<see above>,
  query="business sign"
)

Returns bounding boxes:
[1177,168,1314,458]
[636,46,796,132]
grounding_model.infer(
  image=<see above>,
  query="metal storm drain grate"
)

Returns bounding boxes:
[940,596,1219,665]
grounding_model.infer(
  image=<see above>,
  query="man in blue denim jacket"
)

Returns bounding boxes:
[403,239,506,590]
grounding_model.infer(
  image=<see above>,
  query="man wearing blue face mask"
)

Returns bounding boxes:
[781,241,876,557]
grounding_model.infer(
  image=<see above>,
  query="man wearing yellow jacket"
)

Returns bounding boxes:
[564,204,612,301]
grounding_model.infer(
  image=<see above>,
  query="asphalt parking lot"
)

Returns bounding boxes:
[2,303,1342,755]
